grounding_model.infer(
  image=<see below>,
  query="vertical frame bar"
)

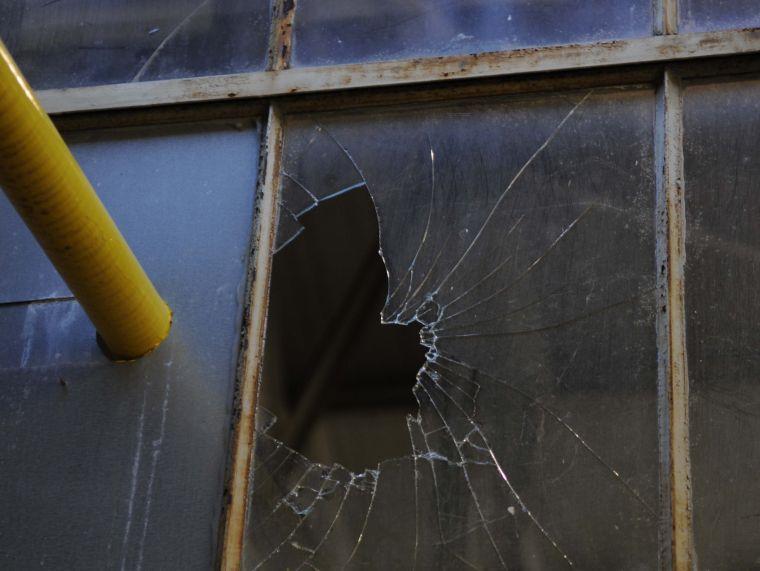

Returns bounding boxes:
[656,68,694,570]
[220,105,284,570]
[655,0,679,35]
[655,71,674,570]
[267,0,298,71]
[221,3,295,566]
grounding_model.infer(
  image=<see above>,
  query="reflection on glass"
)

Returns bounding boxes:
[292,0,652,67]
[247,88,659,568]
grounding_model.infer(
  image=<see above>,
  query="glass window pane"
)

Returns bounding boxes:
[0,0,271,89]
[0,121,258,568]
[247,88,660,568]
[684,78,760,569]
[679,0,760,33]
[292,0,652,67]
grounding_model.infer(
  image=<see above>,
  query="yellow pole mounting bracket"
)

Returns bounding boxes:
[0,40,171,360]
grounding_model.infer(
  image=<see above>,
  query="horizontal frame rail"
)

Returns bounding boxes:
[39,28,760,115]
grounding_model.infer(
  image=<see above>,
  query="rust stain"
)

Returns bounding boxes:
[697,37,723,48]
[662,70,695,571]
[657,45,680,57]
[219,107,284,571]
[39,29,760,117]
[268,0,297,72]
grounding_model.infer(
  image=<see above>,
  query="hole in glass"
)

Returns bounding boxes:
[259,186,425,472]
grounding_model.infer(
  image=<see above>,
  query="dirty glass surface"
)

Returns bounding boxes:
[0,0,270,89]
[684,79,760,569]
[679,0,760,33]
[291,0,652,67]
[0,121,258,569]
[246,88,660,568]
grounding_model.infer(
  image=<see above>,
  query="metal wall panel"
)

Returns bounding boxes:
[0,121,259,569]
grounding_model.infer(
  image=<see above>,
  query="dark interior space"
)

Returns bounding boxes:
[260,187,425,472]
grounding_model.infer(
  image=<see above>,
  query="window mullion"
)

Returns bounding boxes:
[656,67,694,570]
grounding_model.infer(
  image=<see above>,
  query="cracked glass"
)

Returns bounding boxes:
[246,87,660,568]
[0,0,271,90]
[684,78,760,569]
[291,0,652,68]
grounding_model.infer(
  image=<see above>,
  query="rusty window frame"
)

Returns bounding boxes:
[32,2,760,568]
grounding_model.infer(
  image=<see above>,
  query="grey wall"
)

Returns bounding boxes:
[0,121,259,570]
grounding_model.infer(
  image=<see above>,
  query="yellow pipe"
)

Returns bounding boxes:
[0,40,171,360]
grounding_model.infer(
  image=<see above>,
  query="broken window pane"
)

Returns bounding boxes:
[247,88,660,568]
[261,186,425,472]
[684,78,760,569]
[0,0,270,89]
[679,0,760,33]
[291,0,652,67]
[0,121,259,568]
